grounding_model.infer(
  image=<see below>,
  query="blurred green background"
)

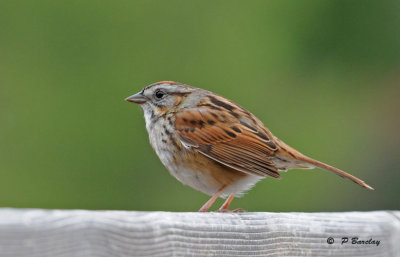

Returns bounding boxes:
[1,0,399,212]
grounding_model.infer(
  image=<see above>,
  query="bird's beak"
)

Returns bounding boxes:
[125,92,148,104]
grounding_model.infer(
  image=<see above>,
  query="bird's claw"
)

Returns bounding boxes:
[216,208,246,213]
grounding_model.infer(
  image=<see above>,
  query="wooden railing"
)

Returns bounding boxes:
[0,208,399,256]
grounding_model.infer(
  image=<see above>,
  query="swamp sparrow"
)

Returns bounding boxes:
[126,81,373,212]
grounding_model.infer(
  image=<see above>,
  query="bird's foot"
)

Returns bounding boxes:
[216,208,246,213]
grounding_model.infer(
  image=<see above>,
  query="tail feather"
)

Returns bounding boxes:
[298,155,374,190]
[274,138,373,190]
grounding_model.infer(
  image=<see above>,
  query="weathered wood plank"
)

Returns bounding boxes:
[0,208,399,257]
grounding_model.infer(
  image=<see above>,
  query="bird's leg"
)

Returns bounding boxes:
[218,194,235,211]
[198,186,227,212]
[217,194,246,212]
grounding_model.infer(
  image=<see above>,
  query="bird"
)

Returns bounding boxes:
[125,81,373,212]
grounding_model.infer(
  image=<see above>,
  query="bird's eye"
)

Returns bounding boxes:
[154,90,166,99]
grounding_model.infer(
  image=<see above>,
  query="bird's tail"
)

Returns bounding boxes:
[275,138,374,190]
[296,155,374,190]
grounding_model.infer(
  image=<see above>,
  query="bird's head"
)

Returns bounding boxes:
[125,81,197,117]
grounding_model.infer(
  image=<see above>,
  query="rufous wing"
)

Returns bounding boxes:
[174,107,280,178]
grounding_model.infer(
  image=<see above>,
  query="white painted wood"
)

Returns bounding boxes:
[0,208,398,257]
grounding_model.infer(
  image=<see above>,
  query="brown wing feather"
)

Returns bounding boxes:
[174,107,280,178]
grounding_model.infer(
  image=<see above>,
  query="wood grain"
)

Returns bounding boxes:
[0,208,399,257]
